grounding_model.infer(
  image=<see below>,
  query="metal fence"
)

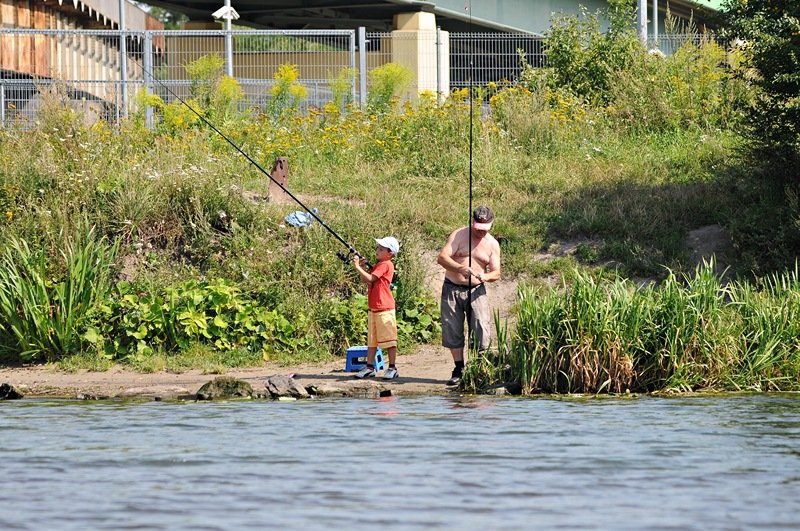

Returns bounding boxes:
[0,28,358,124]
[647,33,717,56]
[0,27,712,126]
[449,33,545,88]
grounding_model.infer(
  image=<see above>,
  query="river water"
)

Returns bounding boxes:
[1,394,799,530]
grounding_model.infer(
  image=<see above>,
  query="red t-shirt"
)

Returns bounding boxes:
[367,259,395,311]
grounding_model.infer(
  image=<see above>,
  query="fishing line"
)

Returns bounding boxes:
[466,0,476,353]
[127,56,367,263]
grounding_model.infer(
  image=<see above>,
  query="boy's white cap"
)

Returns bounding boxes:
[375,236,400,254]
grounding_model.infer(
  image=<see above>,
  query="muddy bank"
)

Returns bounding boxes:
[0,345,463,400]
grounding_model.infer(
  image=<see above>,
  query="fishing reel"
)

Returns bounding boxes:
[336,250,351,265]
[336,248,370,269]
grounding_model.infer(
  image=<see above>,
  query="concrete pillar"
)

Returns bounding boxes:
[119,0,128,119]
[358,27,367,108]
[652,0,659,47]
[391,12,449,102]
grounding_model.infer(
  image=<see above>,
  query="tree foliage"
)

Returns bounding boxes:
[133,2,188,30]
[544,0,641,106]
[722,0,800,171]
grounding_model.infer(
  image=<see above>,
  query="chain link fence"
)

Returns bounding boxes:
[0,27,710,126]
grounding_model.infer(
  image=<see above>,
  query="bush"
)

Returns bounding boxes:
[722,0,800,172]
[608,37,750,132]
[367,63,414,114]
[267,64,308,121]
[87,278,315,362]
[544,0,640,106]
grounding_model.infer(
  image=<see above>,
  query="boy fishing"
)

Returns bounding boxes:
[352,236,400,380]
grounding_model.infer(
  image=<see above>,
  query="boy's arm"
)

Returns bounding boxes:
[353,257,375,284]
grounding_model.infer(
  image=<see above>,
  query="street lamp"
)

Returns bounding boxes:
[212,1,239,77]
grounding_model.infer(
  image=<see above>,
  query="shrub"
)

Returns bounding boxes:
[87,278,314,362]
[267,64,308,121]
[544,0,641,106]
[367,63,414,114]
[722,0,800,170]
[328,67,357,112]
[608,36,750,132]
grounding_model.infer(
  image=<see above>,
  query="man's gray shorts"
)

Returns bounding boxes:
[440,279,491,351]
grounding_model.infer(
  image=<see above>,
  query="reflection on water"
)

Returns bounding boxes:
[1,395,800,530]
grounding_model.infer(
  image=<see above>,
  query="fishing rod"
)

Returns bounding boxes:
[467,0,474,279]
[466,0,476,349]
[129,58,368,265]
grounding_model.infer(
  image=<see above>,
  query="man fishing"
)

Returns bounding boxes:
[436,205,501,386]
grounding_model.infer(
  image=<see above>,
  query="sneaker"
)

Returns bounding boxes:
[382,367,399,380]
[446,370,462,386]
[355,366,375,379]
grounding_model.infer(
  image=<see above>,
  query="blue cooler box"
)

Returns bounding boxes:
[345,346,384,372]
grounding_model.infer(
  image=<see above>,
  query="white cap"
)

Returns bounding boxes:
[375,236,400,254]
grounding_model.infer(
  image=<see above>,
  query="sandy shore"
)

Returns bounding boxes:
[0,344,462,400]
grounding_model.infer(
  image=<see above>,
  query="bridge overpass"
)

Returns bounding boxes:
[141,0,722,34]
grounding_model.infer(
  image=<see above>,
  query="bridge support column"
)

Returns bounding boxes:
[391,12,449,102]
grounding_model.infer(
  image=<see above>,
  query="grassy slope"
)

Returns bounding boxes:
[0,83,796,373]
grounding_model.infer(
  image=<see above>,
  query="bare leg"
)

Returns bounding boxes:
[450,347,464,364]
[386,346,397,366]
[366,346,377,365]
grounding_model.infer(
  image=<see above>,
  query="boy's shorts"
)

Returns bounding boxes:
[368,309,397,349]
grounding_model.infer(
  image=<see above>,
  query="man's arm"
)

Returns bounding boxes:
[437,229,473,278]
[437,230,461,273]
[480,241,501,283]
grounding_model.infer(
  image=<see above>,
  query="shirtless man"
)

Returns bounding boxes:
[436,205,501,386]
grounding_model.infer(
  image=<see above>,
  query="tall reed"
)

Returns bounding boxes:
[0,224,118,362]
[727,264,800,390]
[475,262,800,394]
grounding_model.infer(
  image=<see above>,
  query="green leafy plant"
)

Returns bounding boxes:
[544,0,640,106]
[317,294,368,354]
[397,293,440,344]
[328,67,357,112]
[0,225,118,363]
[87,278,315,362]
[722,0,800,170]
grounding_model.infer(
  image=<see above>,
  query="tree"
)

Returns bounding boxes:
[132,2,188,30]
[722,1,800,172]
